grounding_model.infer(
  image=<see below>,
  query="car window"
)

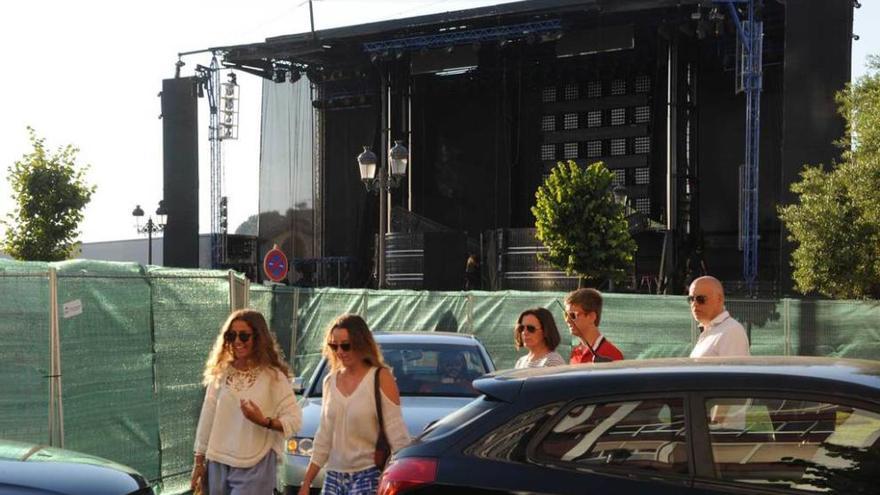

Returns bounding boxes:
[533,398,688,475]
[704,397,880,492]
[465,402,564,463]
[310,343,489,397]
[419,396,497,441]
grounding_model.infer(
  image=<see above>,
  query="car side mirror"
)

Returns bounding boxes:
[292,376,305,394]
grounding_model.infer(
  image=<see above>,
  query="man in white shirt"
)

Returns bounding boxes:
[688,276,750,357]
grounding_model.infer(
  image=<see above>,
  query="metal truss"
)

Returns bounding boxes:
[199,55,225,268]
[719,0,763,295]
[362,19,562,53]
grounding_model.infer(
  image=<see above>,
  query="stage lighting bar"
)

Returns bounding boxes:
[362,19,562,54]
[219,72,239,140]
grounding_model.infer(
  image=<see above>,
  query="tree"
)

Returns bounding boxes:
[531,160,636,286]
[2,127,95,261]
[779,56,880,299]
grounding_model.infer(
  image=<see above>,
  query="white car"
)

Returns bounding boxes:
[278,331,496,494]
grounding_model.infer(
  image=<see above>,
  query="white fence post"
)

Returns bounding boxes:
[47,267,64,448]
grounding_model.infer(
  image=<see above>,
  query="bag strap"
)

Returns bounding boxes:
[374,367,387,437]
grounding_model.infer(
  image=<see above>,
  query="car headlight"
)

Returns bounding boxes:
[286,437,314,456]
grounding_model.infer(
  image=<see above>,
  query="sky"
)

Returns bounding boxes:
[0,0,877,244]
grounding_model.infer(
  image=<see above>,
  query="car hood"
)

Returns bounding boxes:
[296,395,475,438]
[0,439,149,494]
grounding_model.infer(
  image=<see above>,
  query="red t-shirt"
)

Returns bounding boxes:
[570,335,624,364]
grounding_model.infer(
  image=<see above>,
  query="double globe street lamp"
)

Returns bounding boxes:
[357,140,408,288]
[132,201,168,265]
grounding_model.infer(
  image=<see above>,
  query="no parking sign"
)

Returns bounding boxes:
[263,245,288,283]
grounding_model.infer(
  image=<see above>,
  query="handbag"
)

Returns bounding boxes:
[373,367,392,470]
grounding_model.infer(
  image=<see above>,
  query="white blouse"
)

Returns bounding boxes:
[310,367,411,473]
[515,351,566,369]
[194,366,302,468]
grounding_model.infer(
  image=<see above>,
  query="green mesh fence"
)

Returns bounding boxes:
[55,260,158,485]
[150,268,239,495]
[0,260,51,444]
[1,259,879,494]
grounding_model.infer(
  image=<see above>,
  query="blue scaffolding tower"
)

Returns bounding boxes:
[719,0,763,295]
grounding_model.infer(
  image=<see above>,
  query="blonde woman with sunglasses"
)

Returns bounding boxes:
[299,314,410,495]
[514,307,566,369]
[192,309,302,495]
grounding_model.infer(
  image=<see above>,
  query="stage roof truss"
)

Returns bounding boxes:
[361,19,563,54]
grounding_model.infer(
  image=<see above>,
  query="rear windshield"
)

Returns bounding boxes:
[309,343,490,398]
[418,396,497,441]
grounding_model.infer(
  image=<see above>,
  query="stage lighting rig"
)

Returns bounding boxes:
[220,72,239,140]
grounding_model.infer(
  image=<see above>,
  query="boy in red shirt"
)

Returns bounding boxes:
[563,288,624,363]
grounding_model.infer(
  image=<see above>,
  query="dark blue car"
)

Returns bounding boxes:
[380,357,880,495]
[0,439,153,495]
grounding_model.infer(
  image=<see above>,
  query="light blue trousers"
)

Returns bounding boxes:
[206,450,276,495]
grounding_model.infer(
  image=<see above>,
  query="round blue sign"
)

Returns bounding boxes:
[263,247,288,282]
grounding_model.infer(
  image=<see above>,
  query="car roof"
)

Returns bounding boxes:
[475,357,880,404]
[373,331,482,345]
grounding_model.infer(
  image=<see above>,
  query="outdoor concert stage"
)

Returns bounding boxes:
[191,0,853,293]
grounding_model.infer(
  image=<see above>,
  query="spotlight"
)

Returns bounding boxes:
[853,33,860,41]
[853,0,861,8]
[219,72,239,140]
[289,70,302,84]
[273,69,287,83]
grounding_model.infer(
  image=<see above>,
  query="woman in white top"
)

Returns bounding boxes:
[191,309,302,494]
[514,307,566,369]
[299,314,410,495]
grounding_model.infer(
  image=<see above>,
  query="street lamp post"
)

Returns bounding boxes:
[132,201,168,265]
[358,140,408,288]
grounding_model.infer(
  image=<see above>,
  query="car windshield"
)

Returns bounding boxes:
[310,343,489,398]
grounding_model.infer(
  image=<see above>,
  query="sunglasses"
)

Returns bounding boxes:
[327,342,352,352]
[224,330,253,343]
[687,295,708,305]
[565,311,581,321]
[516,324,540,334]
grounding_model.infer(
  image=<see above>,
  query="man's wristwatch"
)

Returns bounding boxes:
[264,417,273,429]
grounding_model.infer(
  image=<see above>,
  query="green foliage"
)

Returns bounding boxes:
[531,160,636,284]
[2,127,95,261]
[779,56,880,299]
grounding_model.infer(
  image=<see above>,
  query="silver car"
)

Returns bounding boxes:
[277,332,495,494]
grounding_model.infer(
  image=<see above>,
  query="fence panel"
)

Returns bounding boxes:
[150,268,233,494]
[0,261,51,444]
[55,260,159,482]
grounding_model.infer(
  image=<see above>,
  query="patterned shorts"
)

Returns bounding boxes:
[322,466,381,495]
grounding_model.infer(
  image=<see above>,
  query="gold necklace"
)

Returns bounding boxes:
[226,365,260,392]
